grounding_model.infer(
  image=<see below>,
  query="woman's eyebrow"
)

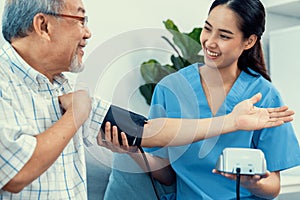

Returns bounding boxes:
[205,20,234,35]
[205,20,212,27]
[219,29,234,35]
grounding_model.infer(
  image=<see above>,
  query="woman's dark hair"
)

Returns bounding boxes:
[209,0,271,81]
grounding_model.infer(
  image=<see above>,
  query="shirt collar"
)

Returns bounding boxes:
[2,42,72,97]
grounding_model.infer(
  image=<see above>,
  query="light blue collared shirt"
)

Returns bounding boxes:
[0,42,110,199]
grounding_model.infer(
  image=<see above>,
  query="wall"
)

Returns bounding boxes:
[269,26,300,199]
[262,0,300,9]
[268,18,300,149]
[264,1,300,199]
[79,0,213,115]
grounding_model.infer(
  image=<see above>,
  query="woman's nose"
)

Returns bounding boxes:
[205,34,217,48]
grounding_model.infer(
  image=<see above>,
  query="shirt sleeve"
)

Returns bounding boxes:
[144,84,170,158]
[0,96,37,188]
[253,89,300,171]
[82,97,111,147]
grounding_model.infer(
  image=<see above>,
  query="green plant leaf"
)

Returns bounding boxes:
[139,19,204,105]
[163,19,179,32]
[140,59,176,84]
[171,31,202,63]
[170,55,189,71]
[139,83,156,105]
[187,27,202,45]
[164,19,203,64]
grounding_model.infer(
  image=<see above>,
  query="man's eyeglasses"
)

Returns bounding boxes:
[45,12,88,27]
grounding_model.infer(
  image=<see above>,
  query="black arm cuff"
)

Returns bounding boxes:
[101,105,147,146]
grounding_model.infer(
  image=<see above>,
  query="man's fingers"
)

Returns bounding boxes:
[97,131,104,145]
[121,132,129,148]
[112,126,120,146]
[105,122,112,142]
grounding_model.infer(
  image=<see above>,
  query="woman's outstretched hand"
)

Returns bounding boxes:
[231,93,294,131]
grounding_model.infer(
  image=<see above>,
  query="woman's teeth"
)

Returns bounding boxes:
[207,49,220,57]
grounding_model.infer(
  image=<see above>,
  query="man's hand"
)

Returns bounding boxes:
[230,93,294,130]
[58,90,92,128]
[97,122,138,153]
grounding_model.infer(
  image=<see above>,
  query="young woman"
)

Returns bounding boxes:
[99,0,300,199]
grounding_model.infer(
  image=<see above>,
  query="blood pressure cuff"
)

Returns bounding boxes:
[101,105,147,146]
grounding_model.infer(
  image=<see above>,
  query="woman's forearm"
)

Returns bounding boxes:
[242,172,280,199]
[140,95,294,147]
[141,114,235,147]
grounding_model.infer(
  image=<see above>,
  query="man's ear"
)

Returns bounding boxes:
[244,34,258,50]
[32,13,51,40]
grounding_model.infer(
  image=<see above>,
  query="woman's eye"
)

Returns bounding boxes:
[220,35,231,39]
[204,26,211,31]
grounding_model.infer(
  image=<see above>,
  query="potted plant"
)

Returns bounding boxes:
[139,19,204,105]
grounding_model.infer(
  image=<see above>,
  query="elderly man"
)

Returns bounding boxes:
[0,0,295,199]
[0,0,110,198]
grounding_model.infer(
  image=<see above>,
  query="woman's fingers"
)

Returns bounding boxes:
[249,93,262,104]
[267,106,287,114]
[267,106,294,123]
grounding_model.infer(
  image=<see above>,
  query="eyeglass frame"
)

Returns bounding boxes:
[45,12,88,27]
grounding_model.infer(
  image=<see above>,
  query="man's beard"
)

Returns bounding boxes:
[69,54,84,73]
